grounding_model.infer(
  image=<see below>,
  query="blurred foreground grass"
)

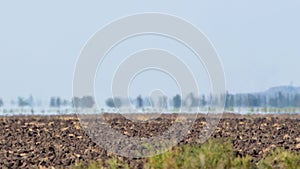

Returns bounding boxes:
[72,139,300,169]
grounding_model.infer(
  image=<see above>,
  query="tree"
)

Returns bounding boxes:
[50,97,61,108]
[158,96,168,109]
[56,97,61,108]
[173,94,181,109]
[269,96,278,107]
[184,93,199,107]
[106,98,115,108]
[136,95,143,108]
[18,97,29,107]
[278,92,284,108]
[0,98,3,107]
[113,98,122,108]
[28,95,34,107]
[72,97,80,108]
[106,97,122,108]
[225,92,233,108]
[61,99,69,107]
[71,96,95,108]
[200,95,206,107]
[50,97,56,107]
[81,96,95,108]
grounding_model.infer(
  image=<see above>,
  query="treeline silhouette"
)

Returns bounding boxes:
[0,86,300,109]
[225,92,300,108]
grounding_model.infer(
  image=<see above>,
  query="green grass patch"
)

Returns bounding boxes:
[258,148,300,169]
[72,139,300,169]
[144,139,254,169]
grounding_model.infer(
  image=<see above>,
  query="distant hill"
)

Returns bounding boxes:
[263,86,300,96]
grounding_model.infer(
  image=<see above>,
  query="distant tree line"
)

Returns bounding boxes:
[18,95,34,107]
[104,93,207,109]
[104,92,300,109]
[225,92,300,108]
[1,89,300,109]
[72,96,95,108]
[49,97,69,108]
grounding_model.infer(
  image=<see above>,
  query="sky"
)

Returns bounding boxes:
[0,1,300,102]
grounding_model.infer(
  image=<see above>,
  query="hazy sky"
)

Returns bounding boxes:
[1,1,300,101]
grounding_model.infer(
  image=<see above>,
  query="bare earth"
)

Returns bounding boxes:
[0,113,300,168]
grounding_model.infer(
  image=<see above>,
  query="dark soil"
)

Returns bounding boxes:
[0,113,300,168]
